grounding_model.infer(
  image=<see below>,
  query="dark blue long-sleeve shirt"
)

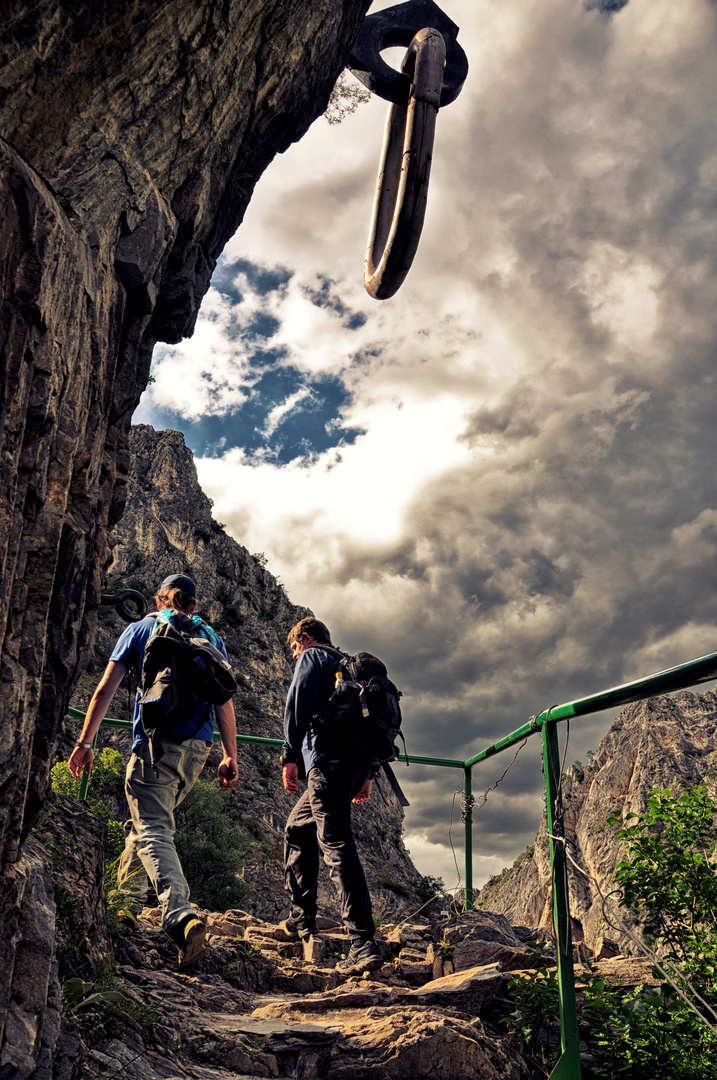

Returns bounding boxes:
[282,646,347,775]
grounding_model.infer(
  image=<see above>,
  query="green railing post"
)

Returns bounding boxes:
[543,720,581,1080]
[463,764,473,911]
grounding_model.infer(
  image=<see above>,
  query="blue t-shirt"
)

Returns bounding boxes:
[110,614,227,752]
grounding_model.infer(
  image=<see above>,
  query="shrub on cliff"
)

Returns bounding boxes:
[505,785,717,1078]
[52,751,251,913]
[51,749,125,861]
[174,777,252,911]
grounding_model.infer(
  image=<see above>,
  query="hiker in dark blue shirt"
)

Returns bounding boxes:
[280,617,382,975]
[68,574,237,968]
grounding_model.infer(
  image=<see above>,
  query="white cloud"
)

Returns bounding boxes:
[147,288,256,419]
[403,830,508,893]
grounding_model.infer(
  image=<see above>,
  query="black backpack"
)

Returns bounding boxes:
[311,645,409,806]
[139,612,237,759]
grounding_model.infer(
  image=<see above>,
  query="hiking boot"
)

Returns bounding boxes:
[277,915,320,942]
[167,914,207,968]
[336,939,382,975]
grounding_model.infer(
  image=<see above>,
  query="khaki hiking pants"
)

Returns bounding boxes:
[117,737,211,930]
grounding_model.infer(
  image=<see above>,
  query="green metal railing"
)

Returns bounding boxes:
[67,647,717,1080]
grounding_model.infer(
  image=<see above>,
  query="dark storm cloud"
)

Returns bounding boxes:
[183,2,717,878]
[316,1,717,856]
[584,0,630,12]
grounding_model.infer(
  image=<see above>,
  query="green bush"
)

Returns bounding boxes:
[51,750,126,862]
[609,786,717,970]
[52,750,253,915]
[174,777,252,911]
[415,874,445,916]
[504,787,717,1079]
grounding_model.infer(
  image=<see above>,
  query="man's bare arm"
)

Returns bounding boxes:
[68,661,127,780]
[215,699,238,790]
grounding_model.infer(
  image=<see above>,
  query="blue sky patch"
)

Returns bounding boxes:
[144,367,364,463]
[212,256,293,302]
[139,256,367,462]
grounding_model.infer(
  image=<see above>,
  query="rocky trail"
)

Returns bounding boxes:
[66,906,656,1080]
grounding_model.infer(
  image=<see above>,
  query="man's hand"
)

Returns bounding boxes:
[67,660,126,781]
[218,755,238,791]
[352,778,372,804]
[68,745,94,781]
[283,763,299,794]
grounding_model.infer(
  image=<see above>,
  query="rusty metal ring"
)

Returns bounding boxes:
[364,28,446,301]
[100,589,149,623]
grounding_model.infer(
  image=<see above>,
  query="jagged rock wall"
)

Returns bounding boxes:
[85,424,425,924]
[476,690,717,954]
[0,1,369,1071]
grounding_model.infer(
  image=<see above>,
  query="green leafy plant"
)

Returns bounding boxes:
[600,785,717,1077]
[51,749,126,861]
[238,940,262,961]
[578,965,714,1079]
[504,788,717,1079]
[608,786,717,971]
[174,777,252,911]
[62,962,158,1048]
[502,940,560,1074]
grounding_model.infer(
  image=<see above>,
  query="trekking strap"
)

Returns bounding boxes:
[382,762,410,807]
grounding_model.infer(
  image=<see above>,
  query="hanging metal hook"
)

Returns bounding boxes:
[349,0,468,300]
[100,589,148,623]
[364,28,445,300]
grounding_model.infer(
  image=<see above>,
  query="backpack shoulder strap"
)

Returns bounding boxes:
[305,643,347,662]
[190,615,219,648]
[381,762,410,807]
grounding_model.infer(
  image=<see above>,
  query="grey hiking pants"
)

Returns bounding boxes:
[118,737,211,930]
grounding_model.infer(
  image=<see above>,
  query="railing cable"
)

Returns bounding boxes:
[447,738,529,913]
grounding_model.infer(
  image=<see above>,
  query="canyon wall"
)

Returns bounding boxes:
[476,690,717,955]
[0,2,369,1070]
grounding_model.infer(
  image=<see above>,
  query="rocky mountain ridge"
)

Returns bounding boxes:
[476,688,717,954]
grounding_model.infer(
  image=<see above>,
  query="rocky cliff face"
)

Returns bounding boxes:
[80,424,426,925]
[0,2,369,1071]
[476,690,717,954]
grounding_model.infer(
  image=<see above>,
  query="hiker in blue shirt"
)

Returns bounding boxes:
[68,574,238,968]
[280,617,382,975]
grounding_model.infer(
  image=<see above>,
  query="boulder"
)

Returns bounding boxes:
[409,964,504,1014]
[432,910,534,973]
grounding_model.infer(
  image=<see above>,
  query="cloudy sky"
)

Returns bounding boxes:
[135,0,717,890]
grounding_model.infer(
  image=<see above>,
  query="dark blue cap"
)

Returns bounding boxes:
[159,574,196,598]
